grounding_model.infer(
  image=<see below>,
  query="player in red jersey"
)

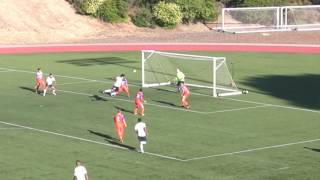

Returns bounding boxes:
[113,109,127,143]
[134,88,145,116]
[34,68,46,94]
[119,75,130,97]
[180,82,190,109]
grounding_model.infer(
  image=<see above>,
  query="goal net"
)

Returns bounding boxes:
[216,5,320,33]
[220,7,281,33]
[141,50,242,97]
[284,5,320,31]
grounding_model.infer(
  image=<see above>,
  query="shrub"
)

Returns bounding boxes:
[153,1,182,28]
[132,8,155,27]
[173,0,218,23]
[199,0,219,22]
[71,0,85,14]
[80,0,105,15]
[96,0,129,22]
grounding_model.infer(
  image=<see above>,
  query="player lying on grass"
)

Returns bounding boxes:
[102,74,130,97]
[134,88,146,116]
[43,73,56,96]
[180,82,190,109]
[114,108,127,143]
[34,68,46,94]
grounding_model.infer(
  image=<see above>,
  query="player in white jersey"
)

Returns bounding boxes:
[43,73,56,96]
[102,74,125,96]
[134,118,147,153]
[73,160,89,180]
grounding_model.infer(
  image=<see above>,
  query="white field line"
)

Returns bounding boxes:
[0,70,13,73]
[2,66,318,114]
[276,167,290,171]
[206,105,271,114]
[58,89,269,114]
[0,67,125,86]
[58,89,208,114]
[0,127,24,130]
[223,97,320,114]
[58,81,98,86]
[183,138,320,162]
[155,88,320,114]
[0,120,184,162]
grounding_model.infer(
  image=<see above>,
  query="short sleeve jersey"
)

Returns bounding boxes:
[46,76,56,85]
[114,76,123,87]
[134,122,146,137]
[121,78,128,86]
[114,112,125,127]
[74,165,87,180]
[135,91,144,102]
[36,71,43,80]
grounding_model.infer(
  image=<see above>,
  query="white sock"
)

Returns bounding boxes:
[43,89,47,96]
[111,92,117,96]
[52,90,56,95]
[140,143,144,153]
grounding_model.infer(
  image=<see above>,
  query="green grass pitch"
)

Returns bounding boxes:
[0,51,319,180]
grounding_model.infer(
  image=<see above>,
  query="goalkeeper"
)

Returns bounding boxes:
[173,68,185,91]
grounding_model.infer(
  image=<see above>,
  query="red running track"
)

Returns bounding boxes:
[0,43,319,54]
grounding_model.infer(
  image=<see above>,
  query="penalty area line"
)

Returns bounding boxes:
[223,97,320,114]
[0,121,184,162]
[57,89,208,114]
[183,138,320,162]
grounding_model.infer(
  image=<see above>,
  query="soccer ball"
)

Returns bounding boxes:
[133,69,137,73]
[242,90,249,94]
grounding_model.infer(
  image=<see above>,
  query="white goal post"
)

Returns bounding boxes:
[141,50,243,97]
[215,5,320,33]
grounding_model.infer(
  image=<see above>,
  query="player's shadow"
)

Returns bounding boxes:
[19,86,35,93]
[57,57,138,67]
[88,130,136,151]
[304,147,320,153]
[114,106,133,114]
[90,95,108,101]
[152,100,180,107]
[243,74,320,109]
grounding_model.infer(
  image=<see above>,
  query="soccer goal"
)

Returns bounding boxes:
[141,50,243,97]
[216,5,320,33]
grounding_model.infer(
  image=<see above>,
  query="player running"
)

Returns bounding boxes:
[34,68,46,94]
[43,73,56,96]
[180,82,190,109]
[133,88,145,116]
[102,74,125,96]
[113,109,127,143]
[119,75,130,97]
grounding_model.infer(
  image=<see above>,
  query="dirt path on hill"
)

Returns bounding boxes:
[0,0,319,45]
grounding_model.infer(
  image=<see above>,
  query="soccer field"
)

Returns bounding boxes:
[0,51,319,180]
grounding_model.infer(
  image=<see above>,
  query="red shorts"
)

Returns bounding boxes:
[135,100,144,109]
[36,79,45,87]
[119,85,128,92]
